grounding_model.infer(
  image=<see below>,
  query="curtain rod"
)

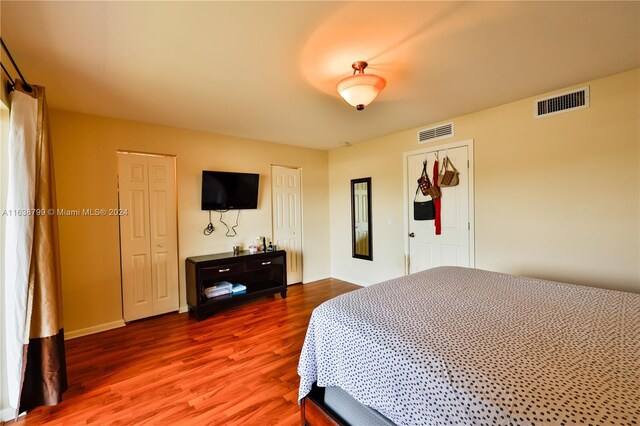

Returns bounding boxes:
[0,37,32,93]
[1,62,15,86]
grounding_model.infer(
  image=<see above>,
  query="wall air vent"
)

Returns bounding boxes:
[417,122,454,144]
[535,86,589,118]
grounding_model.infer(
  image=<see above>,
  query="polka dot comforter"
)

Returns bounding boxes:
[298,266,640,426]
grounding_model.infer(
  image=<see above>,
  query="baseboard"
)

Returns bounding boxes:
[326,273,350,283]
[302,274,331,284]
[178,305,188,313]
[1,407,13,422]
[0,407,23,422]
[64,319,126,340]
[328,273,367,287]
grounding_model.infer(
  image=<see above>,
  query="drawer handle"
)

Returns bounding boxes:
[219,268,230,272]
[261,261,271,265]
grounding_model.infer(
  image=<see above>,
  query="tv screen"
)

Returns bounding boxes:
[201,171,259,210]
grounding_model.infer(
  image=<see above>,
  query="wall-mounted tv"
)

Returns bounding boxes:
[201,171,259,210]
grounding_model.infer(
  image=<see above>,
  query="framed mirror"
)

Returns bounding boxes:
[351,177,372,261]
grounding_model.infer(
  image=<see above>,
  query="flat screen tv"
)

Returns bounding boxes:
[201,171,259,210]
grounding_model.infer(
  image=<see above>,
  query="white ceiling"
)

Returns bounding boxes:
[1,1,638,150]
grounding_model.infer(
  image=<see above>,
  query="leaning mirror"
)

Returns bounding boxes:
[351,177,372,260]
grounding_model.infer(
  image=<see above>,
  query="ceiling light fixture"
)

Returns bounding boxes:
[336,61,386,111]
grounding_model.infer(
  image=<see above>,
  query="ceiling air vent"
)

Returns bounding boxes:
[417,122,454,144]
[535,86,589,118]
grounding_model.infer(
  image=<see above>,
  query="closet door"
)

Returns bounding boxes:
[118,153,154,321]
[147,156,179,315]
[272,166,303,284]
[118,152,179,322]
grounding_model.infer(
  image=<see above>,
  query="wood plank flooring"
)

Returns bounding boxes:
[12,278,359,426]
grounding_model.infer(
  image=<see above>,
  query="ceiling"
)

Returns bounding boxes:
[1,1,638,150]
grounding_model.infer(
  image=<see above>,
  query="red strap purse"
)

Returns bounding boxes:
[433,160,441,235]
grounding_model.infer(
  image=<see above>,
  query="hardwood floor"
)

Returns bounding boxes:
[13,278,359,426]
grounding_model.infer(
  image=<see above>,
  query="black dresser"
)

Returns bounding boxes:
[186,250,287,320]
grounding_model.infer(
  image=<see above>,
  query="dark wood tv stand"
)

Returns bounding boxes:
[186,250,287,321]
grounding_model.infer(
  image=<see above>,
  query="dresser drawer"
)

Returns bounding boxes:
[246,255,284,271]
[199,263,244,279]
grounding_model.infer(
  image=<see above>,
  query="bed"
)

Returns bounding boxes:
[298,267,640,426]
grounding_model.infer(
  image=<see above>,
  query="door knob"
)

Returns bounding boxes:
[409,232,415,238]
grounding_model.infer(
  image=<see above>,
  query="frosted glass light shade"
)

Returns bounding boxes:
[337,73,386,110]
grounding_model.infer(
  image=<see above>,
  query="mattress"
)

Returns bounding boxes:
[298,266,640,426]
[324,386,395,426]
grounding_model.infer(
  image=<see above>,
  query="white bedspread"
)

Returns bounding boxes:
[298,267,640,425]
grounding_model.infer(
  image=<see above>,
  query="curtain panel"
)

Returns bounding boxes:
[4,80,67,417]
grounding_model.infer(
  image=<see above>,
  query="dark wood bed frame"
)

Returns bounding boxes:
[300,384,348,426]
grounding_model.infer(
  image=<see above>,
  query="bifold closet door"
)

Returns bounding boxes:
[147,156,179,316]
[118,153,179,322]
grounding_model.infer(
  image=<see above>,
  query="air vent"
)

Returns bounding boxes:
[417,122,454,144]
[535,86,589,118]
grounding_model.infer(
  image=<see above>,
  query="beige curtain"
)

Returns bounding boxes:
[5,80,67,416]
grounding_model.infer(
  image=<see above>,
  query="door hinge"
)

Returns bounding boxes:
[467,160,470,168]
[468,222,470,230]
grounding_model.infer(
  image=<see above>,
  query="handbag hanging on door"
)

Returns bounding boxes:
[414,186,436,220]
[417,160,432,196]
[417,159,441,199]
[414,161,435,220]
[438,157,459,187]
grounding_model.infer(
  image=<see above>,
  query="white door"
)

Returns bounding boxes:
[272,166,302,284]
[118,152,179,321]
[407,145,471,273]
[147,156,179,315]
[118,154,153,320]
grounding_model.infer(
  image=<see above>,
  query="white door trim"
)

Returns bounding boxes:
[402,139,475,274]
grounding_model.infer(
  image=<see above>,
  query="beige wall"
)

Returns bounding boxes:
[329,69,640,293]
[49,110,330,334]
[12,68,640,340]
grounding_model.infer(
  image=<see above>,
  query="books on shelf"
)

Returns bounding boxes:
[204,282,247,298]
[232,283,247,295]
[204,281,233,298]
[204,287,231,298]
[208,281,233,290]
